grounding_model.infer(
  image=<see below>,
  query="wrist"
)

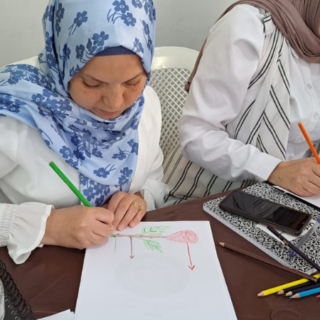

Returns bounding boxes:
[267,161,285,185]
[41,209,58,246]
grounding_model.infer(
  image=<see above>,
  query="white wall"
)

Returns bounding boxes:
[0,0,48,67]
[0,0,236,67]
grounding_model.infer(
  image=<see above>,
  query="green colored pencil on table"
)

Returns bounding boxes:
[49,161,92,207]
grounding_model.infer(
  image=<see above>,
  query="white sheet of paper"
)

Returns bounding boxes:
[39,310,74,320]
[275,186,320,208]
[75,221,236,320]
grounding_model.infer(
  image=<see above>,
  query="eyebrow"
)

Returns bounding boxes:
[79,72,144,84]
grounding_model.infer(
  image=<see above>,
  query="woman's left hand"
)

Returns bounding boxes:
[104,191,147,231]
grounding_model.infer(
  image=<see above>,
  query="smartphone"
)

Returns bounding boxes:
[219,190,312,235]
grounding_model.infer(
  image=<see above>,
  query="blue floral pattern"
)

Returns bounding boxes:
[0,0,156,206]
[68,11,88,35]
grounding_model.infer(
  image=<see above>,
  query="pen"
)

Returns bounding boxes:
[298,122,320,164]
[267,225,320,273]
[49,161,92,207]
[289,218,320,258]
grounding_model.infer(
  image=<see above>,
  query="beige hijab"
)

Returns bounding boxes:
[186,0,320,92]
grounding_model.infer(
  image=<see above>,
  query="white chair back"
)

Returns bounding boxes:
[149,47,198,162]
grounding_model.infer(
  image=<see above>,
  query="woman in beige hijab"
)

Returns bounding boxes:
[176,0,320,199]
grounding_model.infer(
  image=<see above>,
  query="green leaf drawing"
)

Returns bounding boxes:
[142,239,163,253]
[141,226,169,236]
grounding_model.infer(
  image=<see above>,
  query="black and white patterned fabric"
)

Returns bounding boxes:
[161,10,296,206]
[204,182,320,274]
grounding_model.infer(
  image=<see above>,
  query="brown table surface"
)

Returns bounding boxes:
[1,192,319,320]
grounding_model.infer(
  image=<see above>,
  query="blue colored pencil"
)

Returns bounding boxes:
[290,286,320,299]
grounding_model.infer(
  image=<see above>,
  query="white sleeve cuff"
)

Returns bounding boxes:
[0,203,52,264]
[247,152,282,181]
[141,180,169,211]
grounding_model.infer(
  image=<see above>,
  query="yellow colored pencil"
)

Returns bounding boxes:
[257,274,320,297]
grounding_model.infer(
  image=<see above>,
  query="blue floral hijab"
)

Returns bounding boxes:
[0,0,156,206]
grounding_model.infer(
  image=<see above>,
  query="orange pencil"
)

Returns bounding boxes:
[298,122,320,164]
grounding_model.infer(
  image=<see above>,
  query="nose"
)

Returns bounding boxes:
[102,85,124,110]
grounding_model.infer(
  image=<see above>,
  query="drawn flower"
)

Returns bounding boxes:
[56,23,61,36]
[80,174,89,186]
[92,32,109,47]
[60,146,73,159]
[121,13,136,27]
[113,0,129,13]
[56,3,65,23]
[128,139,138,154]
[73,150,85,160]
[142,20,150,35]
[46,54,58,70]
[94,184,104,194]
[118,174,129,185]
[76,44,85,59]
[120,167,133,177]
[74,11,88,27]
[92,148,103,158]
[62,44,71,60]
[132,0,142,8]
[94,167,113,178]
[95,195,105,207]
[43,88,58,98]
[133,38,144,53]
[83,186,95,201]
[7,106,20,113]
[70,65,81,77]
[59,100,72,112]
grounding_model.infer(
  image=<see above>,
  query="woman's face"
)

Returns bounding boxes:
[69,54,147,119]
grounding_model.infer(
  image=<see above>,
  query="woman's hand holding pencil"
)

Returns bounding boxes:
[44,161,114,249]
[268,122,320,197]
[42,205,114,249]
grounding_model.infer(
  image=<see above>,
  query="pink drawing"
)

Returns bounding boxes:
[114,227,199,271]
[166,231,198,270]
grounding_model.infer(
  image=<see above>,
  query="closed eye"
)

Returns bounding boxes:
[125,79,141,87]
[82,80,100,89]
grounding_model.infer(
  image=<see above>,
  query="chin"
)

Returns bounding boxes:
[95,110,122,119]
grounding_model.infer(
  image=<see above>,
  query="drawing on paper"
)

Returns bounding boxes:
[114,226,199,270]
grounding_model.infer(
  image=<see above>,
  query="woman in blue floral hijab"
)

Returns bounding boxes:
[0,0,167,264]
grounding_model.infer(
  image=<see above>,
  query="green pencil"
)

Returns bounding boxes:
[49,161,92,207]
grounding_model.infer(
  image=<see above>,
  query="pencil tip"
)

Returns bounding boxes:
[257,292,265,297]
[219,242,225,246]
[285,292,292,297]
[291,294,299,299]
[277,291,284,295]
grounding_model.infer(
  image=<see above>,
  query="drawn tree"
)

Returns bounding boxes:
[114,226,199,270]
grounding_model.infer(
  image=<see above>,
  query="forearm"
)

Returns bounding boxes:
[180,118,281,181]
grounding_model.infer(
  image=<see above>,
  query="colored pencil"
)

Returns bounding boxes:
[277,282,316,295]
[298,122,320,164]
[267,225,320,273]
[258,274,320,297]
[286,282,320,296]
[291,287,320,299]
[49,161,92,207]
[219,243,317,281]
[289,218,320,258]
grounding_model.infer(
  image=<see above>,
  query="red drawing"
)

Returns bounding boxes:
[114,227,199,271]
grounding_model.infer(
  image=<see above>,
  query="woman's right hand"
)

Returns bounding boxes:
[268,157,320,197]
[41,205,114,249]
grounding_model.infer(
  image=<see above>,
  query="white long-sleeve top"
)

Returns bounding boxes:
[0,85,168,264]
[179,4,320,182]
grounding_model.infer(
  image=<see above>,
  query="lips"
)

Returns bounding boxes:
[95,109,120,118]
